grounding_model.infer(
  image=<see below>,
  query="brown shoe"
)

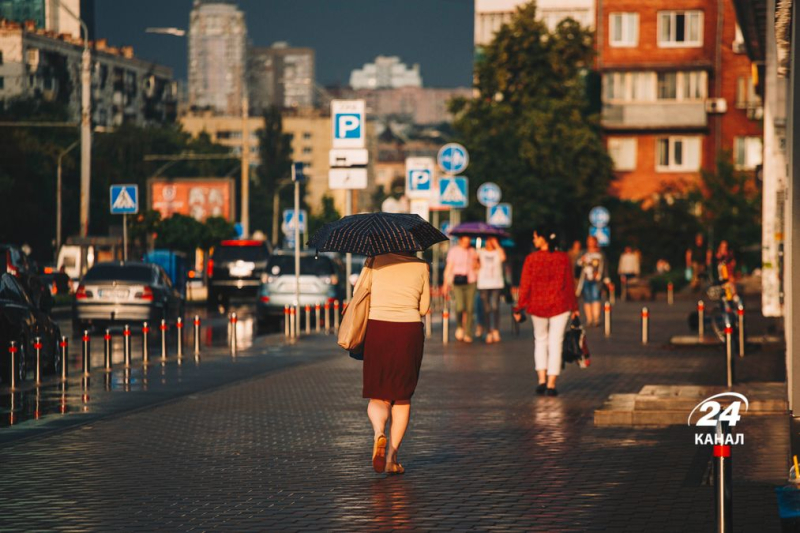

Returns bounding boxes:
[372,435,387,473]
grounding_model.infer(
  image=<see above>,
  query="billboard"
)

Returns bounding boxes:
[148,178,235,222]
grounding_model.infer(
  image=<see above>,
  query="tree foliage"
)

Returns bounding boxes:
[450,3,613,247]
[253,106,294,242]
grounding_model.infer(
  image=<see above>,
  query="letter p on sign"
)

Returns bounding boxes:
[336,114,361,139]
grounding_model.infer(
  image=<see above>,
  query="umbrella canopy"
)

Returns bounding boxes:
[448,222,510,238]
[308,213,448,257]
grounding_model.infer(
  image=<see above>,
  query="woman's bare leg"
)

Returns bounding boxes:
[388,400,411,463]
[367,399,391,438]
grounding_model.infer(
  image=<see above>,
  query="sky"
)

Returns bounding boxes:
[94,0,475,88]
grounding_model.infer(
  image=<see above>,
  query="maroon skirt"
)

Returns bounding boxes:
[362,319,424,401]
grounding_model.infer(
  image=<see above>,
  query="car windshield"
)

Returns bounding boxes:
[84,265,154,283]
[213,245,269,262]
[267,256,336,277]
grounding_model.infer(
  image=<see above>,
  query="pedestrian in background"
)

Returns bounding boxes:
[361,252,430,475]
[478,237,506,344]
[443,236,479,343]
[513,230,579,396]
[577,236,608,327]
[618,246,640,282]
[686,233,711,291]
[567,240,583,285]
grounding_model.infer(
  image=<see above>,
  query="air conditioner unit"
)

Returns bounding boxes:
[705,98,728,114]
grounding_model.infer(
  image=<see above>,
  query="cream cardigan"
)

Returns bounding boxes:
[358,253,430,323]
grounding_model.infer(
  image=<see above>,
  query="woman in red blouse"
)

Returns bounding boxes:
[513,230,579,396]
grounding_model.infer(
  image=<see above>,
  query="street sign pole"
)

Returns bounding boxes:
[123,213,127,261]
[294,180,300,338]
[346,191,353,301]
[432,210,440,288]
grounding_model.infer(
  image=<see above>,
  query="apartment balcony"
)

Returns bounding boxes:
[602,102,707,130]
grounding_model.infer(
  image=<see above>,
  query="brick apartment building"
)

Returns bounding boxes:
[597,0,763,200]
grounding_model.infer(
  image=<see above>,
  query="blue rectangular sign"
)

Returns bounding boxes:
[110,185,139,215]
[439,177,468,208]
[590,226,611,247]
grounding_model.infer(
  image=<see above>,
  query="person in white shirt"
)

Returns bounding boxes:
[618,246,640,282]
[477,237,506,343]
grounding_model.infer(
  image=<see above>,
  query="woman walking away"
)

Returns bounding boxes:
[513,230,579,396]
[478,237,506,343]
[443,236,479,343]
[360,252,430,474]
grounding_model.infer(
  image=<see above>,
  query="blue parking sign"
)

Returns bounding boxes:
[109,185,138,214]
[331,100,365,149]
[439,177,468,208]
[335,113,361,139]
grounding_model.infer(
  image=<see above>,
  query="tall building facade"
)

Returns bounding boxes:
[188,0,246,115]
[0,19,176,125]
[349,56,421,90]
[598,0,763,200]
[247,42,314,113]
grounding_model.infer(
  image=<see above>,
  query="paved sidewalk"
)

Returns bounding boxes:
[0,295,788,531]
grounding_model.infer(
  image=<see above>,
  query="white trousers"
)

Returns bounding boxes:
[531,311,571,376]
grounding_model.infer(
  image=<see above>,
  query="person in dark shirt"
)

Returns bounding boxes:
[686,233,711,290]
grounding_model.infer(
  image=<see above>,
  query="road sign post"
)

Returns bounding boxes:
[488,203,512,227]
[110,185,138,261]
[292,163,304,325]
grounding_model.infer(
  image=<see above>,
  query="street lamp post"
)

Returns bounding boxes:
[56,140,80,256]
[56,1,92,237]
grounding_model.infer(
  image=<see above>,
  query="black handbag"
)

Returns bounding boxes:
[562,317,591,368]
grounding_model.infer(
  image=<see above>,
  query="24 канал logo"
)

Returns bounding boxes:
[688,392,749,446]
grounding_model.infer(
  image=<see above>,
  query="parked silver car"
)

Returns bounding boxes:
[73,262,184,332]
[256,251,345,327]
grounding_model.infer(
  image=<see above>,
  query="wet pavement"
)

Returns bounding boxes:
[0,293,788,531]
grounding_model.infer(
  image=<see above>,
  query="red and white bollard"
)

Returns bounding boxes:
[641,307,649,345]
[737,305,745,358]
[289,306,296,339]
[724,321,734,387]
[667,282,674,305]
[82,330,91,377]
[160,319,168,361]
[334,300,341,332]
[315,303,321,333]
[324,301,331,334]
[142,322,150,364]
[59,336,68,381]
[284,305,290,338]
[8,341,18,391]
[104,329,113,371]
[443,305,450,345]
[123,324,132,367]
[34,336,42,385]
[305,305,311,335]
[175,317,184,361]
[193,315,202,359]
[229,312,238,356]
[698,300,705,341]
[604,301,612,337]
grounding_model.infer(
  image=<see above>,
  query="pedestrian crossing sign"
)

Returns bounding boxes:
[439,177,468,208]
[590,226,611,247]
[109,185,139,214]
[488,203,512,227]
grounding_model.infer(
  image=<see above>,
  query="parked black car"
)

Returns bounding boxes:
[0,273,61,385]
[207,239,273,306]
[1,243,53,311]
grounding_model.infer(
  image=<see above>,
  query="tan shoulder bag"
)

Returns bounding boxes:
[337,257,374,353]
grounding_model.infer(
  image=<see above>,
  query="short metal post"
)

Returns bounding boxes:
[34,336,42,385]
[737,305,745,358]
[425,311,432,338]
[604,302,612,337]
[59,336,68,381]
[725,321,734,388]
[82,330,90,377]
[698,300,705,340]
[123,324,132,367]
[334,300,340,332]
[289,307,296,339]
[160,319,168,361]
[315,303,321,333]
[104,329,112,371]
[193,316,201,358]
[325,301,331,334]
[713,421,733,533]
[284,305,290,338]
[443,303,450,345]
[8,341,17,391]
[608,282,615,305]
[176,317,184,361]
[305,305,311,335]
[142,322,150,364]
[641,307,649,345]
[230,312,238,356]
[667,282,674,305]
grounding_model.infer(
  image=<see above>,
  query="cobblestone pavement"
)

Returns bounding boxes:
[0,293,788,531]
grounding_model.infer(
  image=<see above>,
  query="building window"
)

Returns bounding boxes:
[629,72,654,101]
[608,138,637,171]
[658,11,703,47]
[682,71,706,100]
[302,147,312,154]
[656,136,701,171]
[604,72,627,101]
[609,13,639,47]
[303,132,312,140]
[734,136,763,170]
[657,72,677,100]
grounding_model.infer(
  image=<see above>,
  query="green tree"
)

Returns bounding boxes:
[450,3,613,247]
[307,195,341,241]
[253,106,294,244]
[202,216,236,249]
[155,214,207,255]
